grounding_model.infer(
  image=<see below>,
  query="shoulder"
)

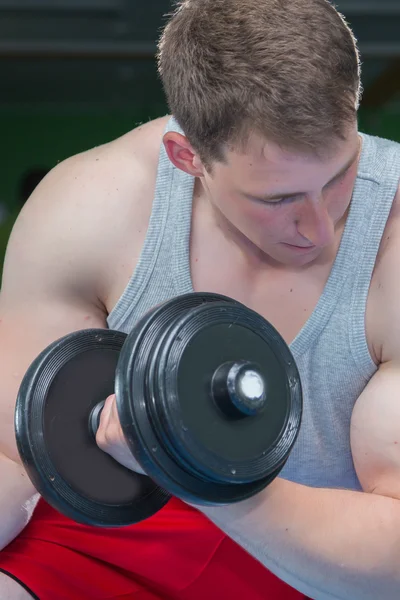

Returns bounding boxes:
[30,114,170,237]
[2,116,171,307]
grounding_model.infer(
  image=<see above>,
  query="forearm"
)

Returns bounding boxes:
[198,478,400,600]
[0,453,39,550]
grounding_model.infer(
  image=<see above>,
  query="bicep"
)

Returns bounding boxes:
[352,185,400,498]
[0,141,150,463]
[351,361,400,499]
[0,164,109,463]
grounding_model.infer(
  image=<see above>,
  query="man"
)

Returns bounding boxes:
[0,0,399,598]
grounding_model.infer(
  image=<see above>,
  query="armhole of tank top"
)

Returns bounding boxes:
[107,138,174,330]
[349,155,400,379]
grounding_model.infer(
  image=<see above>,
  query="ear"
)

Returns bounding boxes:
[163,131,206,177]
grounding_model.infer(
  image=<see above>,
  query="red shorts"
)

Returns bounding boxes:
[0,498,308,599]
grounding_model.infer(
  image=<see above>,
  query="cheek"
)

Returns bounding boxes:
[245,203,292,233]
[216,191,292,236]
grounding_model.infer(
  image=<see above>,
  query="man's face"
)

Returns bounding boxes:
[201,125,361,266]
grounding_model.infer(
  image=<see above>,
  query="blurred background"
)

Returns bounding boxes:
[0,0,399,265]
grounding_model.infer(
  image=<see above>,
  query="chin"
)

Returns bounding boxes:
[267,247,320,266]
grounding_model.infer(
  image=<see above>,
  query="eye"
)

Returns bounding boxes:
[267,197,293,206]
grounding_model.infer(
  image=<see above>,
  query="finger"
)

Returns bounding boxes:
[108,393,120,425]
[96,394,116,445]
[101,394,116,426]
[96,394,146,474]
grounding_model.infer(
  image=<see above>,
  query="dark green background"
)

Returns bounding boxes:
[4,106,400,210]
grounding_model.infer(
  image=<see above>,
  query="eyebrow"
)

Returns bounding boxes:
[249,148,360,202]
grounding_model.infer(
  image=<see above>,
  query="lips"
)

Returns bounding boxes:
[282,243,315,249]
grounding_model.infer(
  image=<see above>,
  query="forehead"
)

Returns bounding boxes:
[220,127,359,186]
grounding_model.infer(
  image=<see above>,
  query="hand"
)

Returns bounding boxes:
[95,394,146,474]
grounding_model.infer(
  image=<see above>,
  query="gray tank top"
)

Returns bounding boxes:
[108,117,400,491]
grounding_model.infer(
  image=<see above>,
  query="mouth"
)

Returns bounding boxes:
[281,243,316,252]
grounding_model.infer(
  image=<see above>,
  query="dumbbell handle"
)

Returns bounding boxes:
[212,360,268,418]
[89,400,106,439]
[89,360,267,440]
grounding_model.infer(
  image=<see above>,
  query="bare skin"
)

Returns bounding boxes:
[0,573,34,600]
[0,115,399,597]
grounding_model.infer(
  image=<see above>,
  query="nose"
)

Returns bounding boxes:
[296,196,335,248]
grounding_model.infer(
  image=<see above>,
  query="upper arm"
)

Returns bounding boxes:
[0,154,111,463]
[351,362,400,499]
[351,183,400,499]
[0,118,166,464]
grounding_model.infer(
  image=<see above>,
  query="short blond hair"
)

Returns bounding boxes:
[158,0,362,166]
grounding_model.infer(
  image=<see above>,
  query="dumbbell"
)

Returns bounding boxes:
[15,292,302,527]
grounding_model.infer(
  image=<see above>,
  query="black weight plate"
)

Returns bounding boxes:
[15,329,171,527]
[115,293,236,470]
[116,293,301,505]
[116,294,244,500]
[157,302,302,483]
